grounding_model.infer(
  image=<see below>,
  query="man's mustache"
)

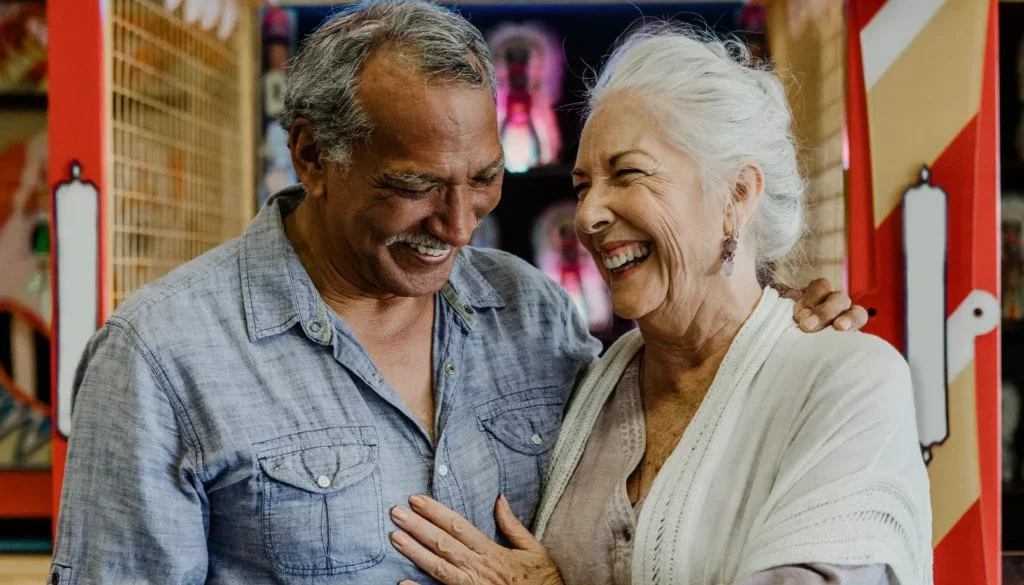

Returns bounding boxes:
[383,220,485,249]
[384,233,453,250]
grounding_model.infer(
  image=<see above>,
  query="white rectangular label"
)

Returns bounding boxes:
[55,188,100,438]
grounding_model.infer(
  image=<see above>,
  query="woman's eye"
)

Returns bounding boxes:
[573,183,590,198]
[614,168,642,178]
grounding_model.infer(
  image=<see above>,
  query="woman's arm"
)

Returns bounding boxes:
[390,495,562,585]
[737,564,889,585]
[737,334,931,585]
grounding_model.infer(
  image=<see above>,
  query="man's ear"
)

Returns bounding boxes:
[289,118,327,199]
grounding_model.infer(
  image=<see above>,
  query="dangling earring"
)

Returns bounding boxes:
[721,231,739,277]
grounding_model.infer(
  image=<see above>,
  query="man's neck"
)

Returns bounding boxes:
[283,199,435,341]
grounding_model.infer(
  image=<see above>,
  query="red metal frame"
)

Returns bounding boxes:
[975,3,1001,578]
[47,0,108,531]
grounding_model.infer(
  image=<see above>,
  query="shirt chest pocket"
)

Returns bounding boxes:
[475,387,563,530]
[255,426,385,576]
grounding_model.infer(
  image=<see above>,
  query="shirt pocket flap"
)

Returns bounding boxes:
[255,426,378,494]
[476,387,562,455]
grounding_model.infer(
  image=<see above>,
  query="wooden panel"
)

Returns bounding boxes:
[765,0,847,288]
[0,555,51,585]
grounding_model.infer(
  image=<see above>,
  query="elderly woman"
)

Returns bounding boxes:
[387,27,933,585]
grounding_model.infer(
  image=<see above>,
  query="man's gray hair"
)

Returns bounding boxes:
[280,0,496,165]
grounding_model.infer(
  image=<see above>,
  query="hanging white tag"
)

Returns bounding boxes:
[218,0,240,40]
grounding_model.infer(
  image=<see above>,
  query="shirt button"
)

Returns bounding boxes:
[530,434,543,446]
[316,475,331,489]
[309,322,321,333]
[438,464,449,477]
[624,529,633,542]
[444,363,457,375]
[51,572,60,585]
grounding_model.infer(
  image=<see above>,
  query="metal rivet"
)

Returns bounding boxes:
[530,434,542,446]
[316,475,331,489]
[464,307,474,315]
[51,572,60,585]
[444,363,456,375]
[309,322,321,333]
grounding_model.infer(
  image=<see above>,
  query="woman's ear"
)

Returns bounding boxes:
[728,162,765,231]
[289,118,328,199]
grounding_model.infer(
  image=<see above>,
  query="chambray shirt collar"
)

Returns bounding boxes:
[241,187,504,343]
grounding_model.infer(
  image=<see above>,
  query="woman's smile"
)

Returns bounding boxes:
[597,240,655,279]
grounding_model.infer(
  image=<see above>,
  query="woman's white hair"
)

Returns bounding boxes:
[587,24,806,274]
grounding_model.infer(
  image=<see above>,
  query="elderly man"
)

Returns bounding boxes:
[50,2,865,584]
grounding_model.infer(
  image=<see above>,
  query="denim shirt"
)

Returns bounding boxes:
[51,189,601,585]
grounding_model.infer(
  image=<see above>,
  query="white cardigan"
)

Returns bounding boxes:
[535,288,933,585]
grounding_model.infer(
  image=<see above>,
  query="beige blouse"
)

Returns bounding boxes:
[541,354,890,585]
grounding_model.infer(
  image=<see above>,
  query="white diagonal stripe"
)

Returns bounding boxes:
[861,0,947,90]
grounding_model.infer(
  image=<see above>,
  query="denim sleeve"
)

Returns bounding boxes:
[51,320,208,585]
[557,286,603,372]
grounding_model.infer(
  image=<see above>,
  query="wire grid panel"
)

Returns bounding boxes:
[110,0,248,307]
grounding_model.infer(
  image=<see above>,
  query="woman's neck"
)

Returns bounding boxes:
[637,273,763,395]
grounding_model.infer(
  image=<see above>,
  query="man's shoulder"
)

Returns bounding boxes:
[457,246,566,306]
[111,237,244,330]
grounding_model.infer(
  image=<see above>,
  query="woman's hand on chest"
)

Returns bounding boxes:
[390,494,563,585]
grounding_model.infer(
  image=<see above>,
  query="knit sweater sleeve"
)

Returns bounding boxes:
[734,564,889,585]
[736,331,932,585]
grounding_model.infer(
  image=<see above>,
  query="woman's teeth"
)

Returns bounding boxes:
[406,242,450,258]
[603,245,652,272]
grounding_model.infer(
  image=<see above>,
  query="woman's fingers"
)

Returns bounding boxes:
[495,495,541,552]
[391,505,474,566]
[408,495,493,553]
[391,530,466,585]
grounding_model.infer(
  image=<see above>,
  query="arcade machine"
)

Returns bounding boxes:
[0,2,50,552]
[44,0,259,543]
[843,0,1002,584]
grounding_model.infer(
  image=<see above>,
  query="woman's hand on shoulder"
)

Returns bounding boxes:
[391,494,563,585]
[777,278,869,333]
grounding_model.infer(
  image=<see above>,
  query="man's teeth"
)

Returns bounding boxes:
[603,245,652,270]
[407,242,450,258]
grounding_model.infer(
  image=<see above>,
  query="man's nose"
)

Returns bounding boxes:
[431,190,476,247]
